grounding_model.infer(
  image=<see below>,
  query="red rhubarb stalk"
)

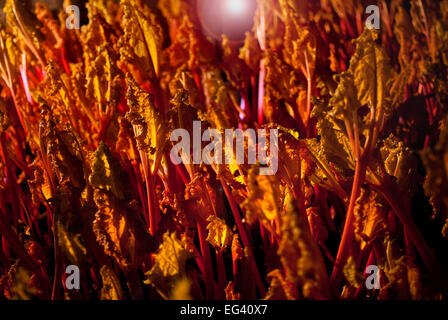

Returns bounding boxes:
[330,159,366,286]
[220,178,266,296]
[197,221,215,299]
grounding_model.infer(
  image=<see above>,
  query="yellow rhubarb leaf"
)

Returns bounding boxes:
[277,188,331,299]
[86,45,122,106]
[353,187,387,250]
[150,232,194,278]
[144,232,195,299]
[170,277,192,300]
[93,189,151,269]
[89,142,125,200]
[241,167,283,231]
[125,75,170,167]
[120,0,162,80]
[206,215,233,252]
[100,265,125,300]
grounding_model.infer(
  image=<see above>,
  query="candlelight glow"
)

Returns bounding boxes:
[198,0,257,41]
[225,0,248,16]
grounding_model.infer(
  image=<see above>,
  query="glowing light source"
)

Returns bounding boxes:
[225,0,248,16]
[198,0,256,41]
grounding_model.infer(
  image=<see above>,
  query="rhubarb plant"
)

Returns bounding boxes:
[0,0,446,301]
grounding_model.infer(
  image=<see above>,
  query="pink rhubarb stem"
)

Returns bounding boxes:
[215,250,227,299]
[220,178,266,296]
[145,170,159,236]
[197,221,215,299]
[330,159,367,287]
[257,59,265,125]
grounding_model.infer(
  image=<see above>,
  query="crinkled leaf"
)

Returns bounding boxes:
[120,0,163,80]
[310,101,355,177]
[125,75,170,165]
[86,45,122,106]
[241,167,283,231]
[89,142,126,200]
[263,269,298,300]
[144,232,194,298]
[93,189,151,269]
[354,187,387,250]
[206,215,233,252]
[277,188,330,299]
[100,265,125,300]
[149,231,194,278]
[342,256,364,288]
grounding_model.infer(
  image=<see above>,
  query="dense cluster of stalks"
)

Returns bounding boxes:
[0,0,448,300]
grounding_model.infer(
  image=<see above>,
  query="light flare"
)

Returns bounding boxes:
[225,0,248,16]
